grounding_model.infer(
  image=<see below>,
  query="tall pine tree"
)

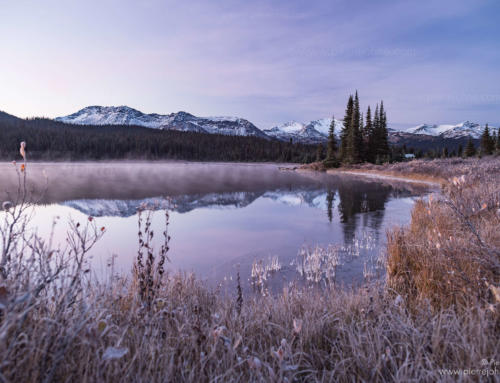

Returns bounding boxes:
[363,106,373,162]
[465,137,476,157]
[316,144,324,162]
[481,124,495,155]
[496,129,500,153]
[345,91,363,163]
[340,95,353,161]
[324,115,339,168]
[377,101,390,162]
[369,104,380,162]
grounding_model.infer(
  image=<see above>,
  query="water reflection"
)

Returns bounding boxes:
[326,189,335,223]
[61,183,402,237]
[337,180,392,243]
[0,162,431,289]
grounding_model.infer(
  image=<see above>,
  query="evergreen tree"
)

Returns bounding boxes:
[340,95,353,161]
[442,147,448,158]
[345,91,363,163]
[363,106,373,162]
[368,104,380,163]
[324,115,339,168]
[481,124,495,155]
[457,144,463,157]
[354,92,364,162]
[363,106,372,140]
[377,101,390,162]
[316,144,324,162]
[489,125,498,154]
[465,137,476,157]
[496,129,500,153]
[368,102,390,164]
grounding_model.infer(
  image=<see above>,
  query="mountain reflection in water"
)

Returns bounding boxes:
[0,162,430,290]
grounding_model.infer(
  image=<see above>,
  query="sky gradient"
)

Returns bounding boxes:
[1,0,499,129]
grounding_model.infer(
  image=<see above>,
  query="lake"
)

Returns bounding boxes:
[0,162,430,293]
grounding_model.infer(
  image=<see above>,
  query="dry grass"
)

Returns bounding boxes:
[386,159,500,312]
[0,157,499,382]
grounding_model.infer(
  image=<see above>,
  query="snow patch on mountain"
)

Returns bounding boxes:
[406,121,498,139]
[263,118,343,144]
[305,118,342,137]
[55,106,268,138]
[277,121,307,134]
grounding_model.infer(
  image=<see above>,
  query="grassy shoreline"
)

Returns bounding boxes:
[0,157,499,381]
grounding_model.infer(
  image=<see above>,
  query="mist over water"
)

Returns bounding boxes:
[0,162,430,290]
[1,162,324,204]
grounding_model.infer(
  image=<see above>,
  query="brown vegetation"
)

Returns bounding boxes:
[386,159,500,310]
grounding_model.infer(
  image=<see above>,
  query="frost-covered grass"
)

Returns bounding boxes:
[302,156,500,184]
[0,266,498,381]
[0,156,499,382]
[340,156,500,184]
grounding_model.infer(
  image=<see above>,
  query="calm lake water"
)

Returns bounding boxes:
[0,162,431,292]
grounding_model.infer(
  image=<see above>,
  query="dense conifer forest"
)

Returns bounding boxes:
[1,108,496,163]
[323,91,390,167]
[0,116,317,162]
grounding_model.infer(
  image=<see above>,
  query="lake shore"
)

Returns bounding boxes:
[333,170,440,186]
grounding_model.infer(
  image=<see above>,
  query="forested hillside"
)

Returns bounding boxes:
[0,117,317,162]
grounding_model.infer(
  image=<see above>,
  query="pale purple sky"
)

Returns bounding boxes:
[1,0,499,129]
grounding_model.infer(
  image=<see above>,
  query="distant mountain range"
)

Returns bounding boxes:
[0,104,481,156]
[54,106,497,147]
[262,118,344,144]
[405,121,497,139]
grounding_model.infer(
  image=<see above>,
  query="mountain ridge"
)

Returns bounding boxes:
[55,106,268,139]
[52,105,499,145]
[406,121,498,139]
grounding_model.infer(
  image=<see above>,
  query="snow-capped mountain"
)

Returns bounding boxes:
[54,106,497,144]
[56,106,268,139]
[263,118,343,144]
[406,121,498,139]
[264,117,497,143]
[304,118,342,136]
